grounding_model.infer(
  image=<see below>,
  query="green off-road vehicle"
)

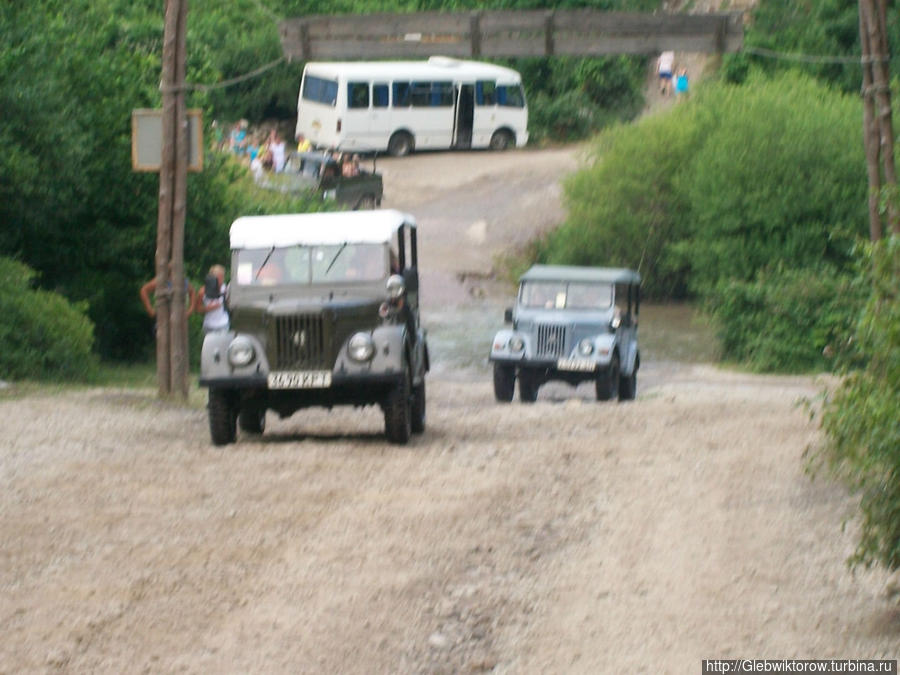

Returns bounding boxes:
[260,151,383,210]
[199,210,429,445]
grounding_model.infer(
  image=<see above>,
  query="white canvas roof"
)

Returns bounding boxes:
[229,210,416,249]
[304,57,523,85]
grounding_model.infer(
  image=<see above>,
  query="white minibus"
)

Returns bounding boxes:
[295,56,528,156]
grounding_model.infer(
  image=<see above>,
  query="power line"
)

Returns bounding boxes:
[743,45,890,66]
[179,0,286,93]
[184,56,287,92]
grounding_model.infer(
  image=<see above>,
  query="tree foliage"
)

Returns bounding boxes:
[542,72,868,370]
[722,0,900,94]
[0,1,325,363]
[819,238,900,569]
[676,72,865,292]
[0,258,98,382]
[541,103,699,298]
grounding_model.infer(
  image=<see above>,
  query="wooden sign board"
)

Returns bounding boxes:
[131,108,204,172]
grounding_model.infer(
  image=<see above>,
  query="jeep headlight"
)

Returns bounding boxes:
[227,336,255,367]
[508,336,525,352]
[348,332,375,362]
[578,338,594,356]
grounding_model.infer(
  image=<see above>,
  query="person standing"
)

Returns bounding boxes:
[140,264,195,320]
[657,50,675,96]
[195,264,229,333]
[295,132,311,153]
[675,66,689,97]
[270,131,286,173]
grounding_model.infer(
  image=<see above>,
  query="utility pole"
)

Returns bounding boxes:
[156,0,190,398]
[859,0,897,241]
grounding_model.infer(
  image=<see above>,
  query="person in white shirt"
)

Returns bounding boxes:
[270,131,286,173]
[657,50,675,95]
[195,264,229,333]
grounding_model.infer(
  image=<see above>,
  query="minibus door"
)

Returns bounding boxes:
[453,84,474,149]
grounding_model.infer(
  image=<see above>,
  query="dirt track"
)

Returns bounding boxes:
[1,148,897,673]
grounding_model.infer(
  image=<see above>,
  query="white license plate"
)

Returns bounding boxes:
[557,358,597,372]
[267,370,332,389]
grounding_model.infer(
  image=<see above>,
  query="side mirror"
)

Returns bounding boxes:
[504,308,514,324]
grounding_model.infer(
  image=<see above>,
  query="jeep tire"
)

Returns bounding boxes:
[239,407,266,434]
[596,353,620,402]
[411,380,426,434]
[384,369,412,444]
[618,370,637,401]
[519,370,539,403]
[493,363,515,402]
[208,389,237,446]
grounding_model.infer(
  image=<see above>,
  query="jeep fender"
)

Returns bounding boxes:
[588,333,617,368]
[200,331,271,381]
[333,325,407,379]
[489,328,530,360]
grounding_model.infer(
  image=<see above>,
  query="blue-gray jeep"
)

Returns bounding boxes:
[489,265,640,403]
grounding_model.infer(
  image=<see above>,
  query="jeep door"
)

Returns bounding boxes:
[615,282,639,373]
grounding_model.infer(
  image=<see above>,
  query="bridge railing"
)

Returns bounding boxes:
[279,10,744,62]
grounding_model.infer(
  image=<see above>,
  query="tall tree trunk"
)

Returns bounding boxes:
[169,0,189,399]
[860,0,898,238]
[155,0,179,395]
[859,0,883,241]
[157,0,189,399]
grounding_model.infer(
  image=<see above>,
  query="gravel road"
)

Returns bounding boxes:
[1,147,897,673]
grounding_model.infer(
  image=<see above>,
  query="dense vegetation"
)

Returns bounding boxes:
[541,71,869,371]
[819,238,900,569]
[0,259,98,382]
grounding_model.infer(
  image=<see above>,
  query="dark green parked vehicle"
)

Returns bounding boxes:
[260,151,383,210]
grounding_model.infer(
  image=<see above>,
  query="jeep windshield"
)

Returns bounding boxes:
[519,281,612,310]
[234,243,388,286]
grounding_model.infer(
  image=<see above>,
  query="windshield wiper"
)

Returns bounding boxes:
[255,246,276,280]
[324,242,348,276]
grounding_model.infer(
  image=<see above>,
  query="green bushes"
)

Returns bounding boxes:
[706,266,865,373]
[0,257,98,381]
[819,239,900,569]
[541,102,700,298]
[541,72,869,371]
[519,54,647,144]
[679,73,865,292]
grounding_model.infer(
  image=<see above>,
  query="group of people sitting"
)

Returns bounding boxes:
[321,151,364,179]
[216,120,287,176]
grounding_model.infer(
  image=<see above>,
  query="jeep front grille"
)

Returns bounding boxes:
[536,324,567,358]
[273,314,327,369]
